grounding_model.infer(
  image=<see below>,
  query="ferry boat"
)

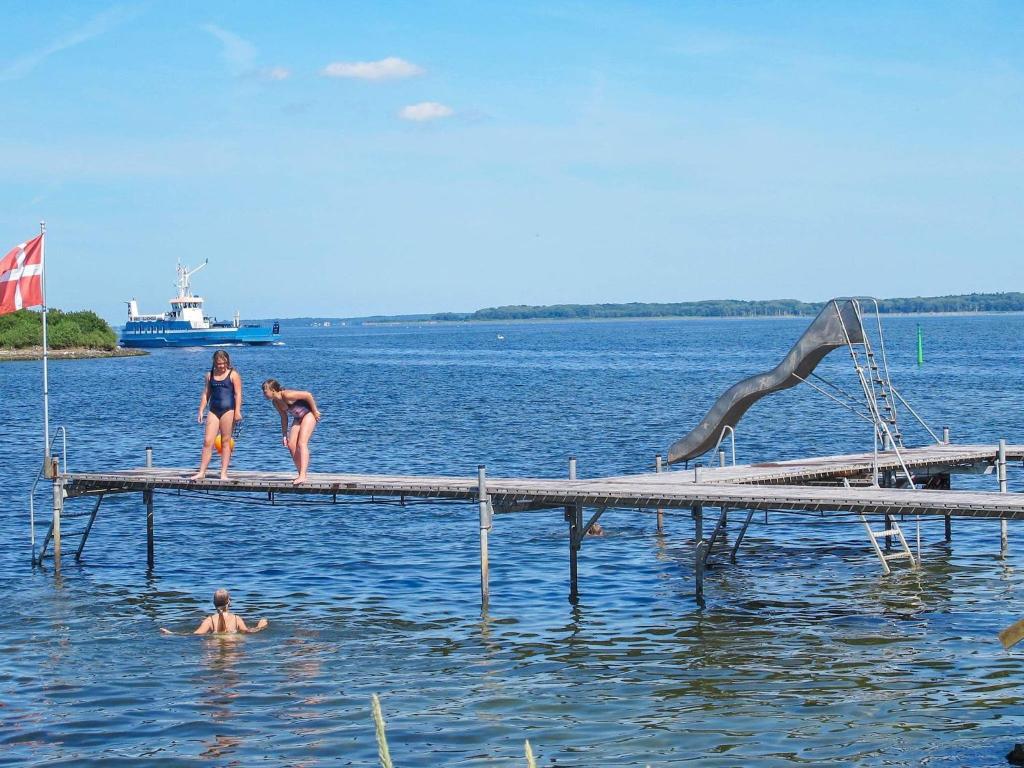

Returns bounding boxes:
[120,260,280,347]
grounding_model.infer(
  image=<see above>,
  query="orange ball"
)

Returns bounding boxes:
[214,435,235,453]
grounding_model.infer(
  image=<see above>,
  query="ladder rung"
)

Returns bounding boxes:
[883,551,912,561]
[870,528,902,538]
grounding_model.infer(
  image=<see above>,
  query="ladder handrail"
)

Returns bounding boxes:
[711,425,737,466]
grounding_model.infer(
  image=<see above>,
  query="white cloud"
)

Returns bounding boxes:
[399,102,454,122]
[202,23,257,77]
[202,25,289,82]
[322,57,423,81]
[262,66,291,81]
[0,6,134,82]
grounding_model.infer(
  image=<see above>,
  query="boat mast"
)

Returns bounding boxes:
[176,258,208,299]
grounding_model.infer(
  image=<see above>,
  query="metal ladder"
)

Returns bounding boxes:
[857,300,903,447]
[860,514,916,574]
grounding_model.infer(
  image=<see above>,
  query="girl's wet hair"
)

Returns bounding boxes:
[213,588,230,609]
[213,589,230,632]
[262,378,283,392]
[212,350,231,368]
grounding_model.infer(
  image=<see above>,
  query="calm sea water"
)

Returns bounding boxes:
[1,315,1023,767]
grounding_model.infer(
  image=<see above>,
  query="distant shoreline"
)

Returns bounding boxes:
[0,346,148,362]
[279,293,1024,327]
[341,309,1024,328]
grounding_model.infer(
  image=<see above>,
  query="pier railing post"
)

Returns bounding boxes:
[942,426,950,444]
[146,446,153,468]
[51,457,62,573]
[999,439,1008,557]
[655,454,664,534]
[145,490,154,569]
[478,465,491,610]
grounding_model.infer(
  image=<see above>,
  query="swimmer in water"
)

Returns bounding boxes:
[160,589,268,635]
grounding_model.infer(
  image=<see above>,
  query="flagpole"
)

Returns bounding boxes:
[40,220,50,476]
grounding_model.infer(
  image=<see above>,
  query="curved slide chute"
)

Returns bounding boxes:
[667,299,865,465]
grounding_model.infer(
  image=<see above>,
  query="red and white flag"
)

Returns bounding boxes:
[0,234,44,315]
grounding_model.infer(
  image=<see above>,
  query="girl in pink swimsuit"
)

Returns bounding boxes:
[262,379,322,485]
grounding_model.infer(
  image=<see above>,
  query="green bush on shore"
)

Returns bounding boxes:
[0,309,118,350]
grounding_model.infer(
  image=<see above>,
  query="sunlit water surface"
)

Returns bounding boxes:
[1,316,1022,766]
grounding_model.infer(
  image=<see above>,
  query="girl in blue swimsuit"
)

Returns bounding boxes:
[191,350,242,480]
[262,378,322,485]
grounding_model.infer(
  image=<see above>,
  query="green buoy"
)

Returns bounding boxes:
[916,324,924,366]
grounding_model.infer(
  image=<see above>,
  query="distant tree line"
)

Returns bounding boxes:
[0,309,118,349]
[427,293,1024,322]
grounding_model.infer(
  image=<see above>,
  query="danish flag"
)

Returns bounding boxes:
[0,234,44,315]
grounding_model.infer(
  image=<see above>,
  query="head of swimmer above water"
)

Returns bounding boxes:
[213,588,230,612]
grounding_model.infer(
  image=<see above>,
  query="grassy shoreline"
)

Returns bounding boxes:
[0,346,147,362]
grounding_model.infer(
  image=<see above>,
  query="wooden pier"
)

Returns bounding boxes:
[37,442,1023,605]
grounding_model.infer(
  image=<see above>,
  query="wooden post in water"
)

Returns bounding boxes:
[477,465,491,609]
[693,503,703,542]
[51,457,62,572]
[999,439,1008,557]
[655,454,664,535]
[145,490,154,569]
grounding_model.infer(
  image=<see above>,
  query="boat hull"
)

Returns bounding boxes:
[120,325,279,348]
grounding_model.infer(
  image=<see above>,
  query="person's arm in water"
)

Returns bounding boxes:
[160,615,215,635]
[235,616,269,633]
[232,369,242,424]
[274,400,289,447]
[287,389,322,421]
[197,373,210,423]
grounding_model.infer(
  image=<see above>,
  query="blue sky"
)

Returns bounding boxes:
[2,1,1022,321]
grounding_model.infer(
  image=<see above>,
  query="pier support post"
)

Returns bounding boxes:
[567,504,582,604]
[655,454,664,535]
[145,490,154,569]
[692,503,703,542]
[695,539,709,604]
[478,465,491,610]
[944,514,952,542]
[999,439,1008,557]
[51,457,62,573]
